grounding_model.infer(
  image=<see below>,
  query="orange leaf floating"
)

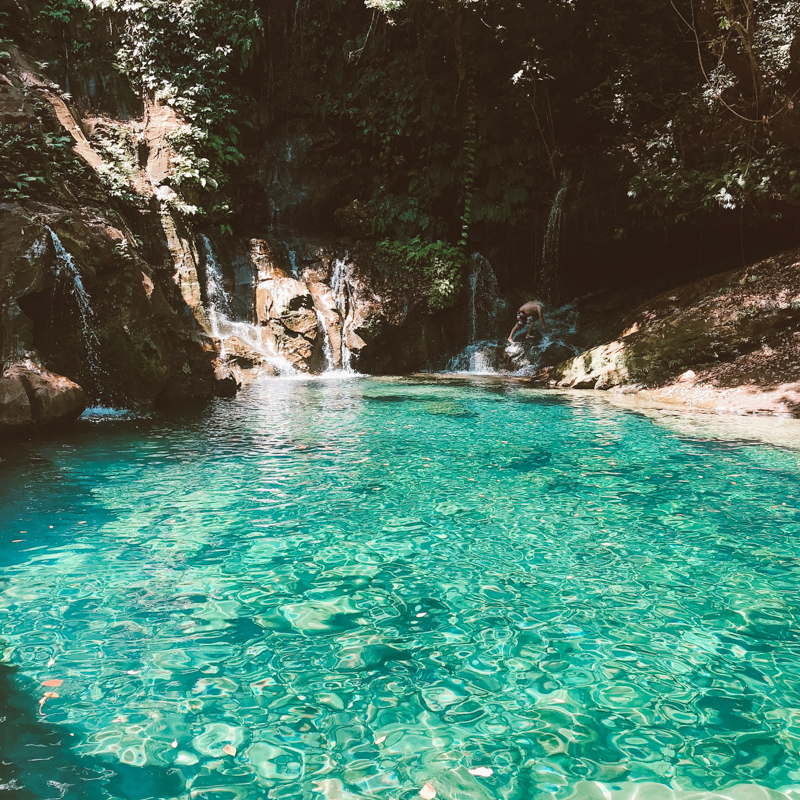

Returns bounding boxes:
[222,744,236,756]
[42,679,63,687]
[420,783,436,800]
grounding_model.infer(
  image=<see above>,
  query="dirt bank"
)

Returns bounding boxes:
[537,249,800,416]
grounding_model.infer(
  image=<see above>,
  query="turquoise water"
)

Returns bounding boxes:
[2,377,800,800]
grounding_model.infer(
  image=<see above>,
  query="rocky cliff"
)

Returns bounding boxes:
[0,45,485,433]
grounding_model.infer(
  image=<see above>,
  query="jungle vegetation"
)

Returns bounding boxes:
[3,0,800,302]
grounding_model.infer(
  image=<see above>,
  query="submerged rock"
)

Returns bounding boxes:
[1,364,85,433]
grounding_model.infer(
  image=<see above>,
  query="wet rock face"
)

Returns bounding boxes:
[249,239,322,371]
[0,50,238,408]
[0,364,85,434]
[0,196,237,407]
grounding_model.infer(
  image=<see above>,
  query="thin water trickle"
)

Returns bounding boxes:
[541,172,570,304]
[315,308,335,371]
[288,248,299,278]
[47,227,104,378]
[331,257,354,372]
[2,378,800,800]
[447,255,501,374]
[200,234,232,354]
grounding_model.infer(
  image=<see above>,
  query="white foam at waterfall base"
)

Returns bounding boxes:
[47,228,104,379]
[446,341,500,374]
[200,236,295,375]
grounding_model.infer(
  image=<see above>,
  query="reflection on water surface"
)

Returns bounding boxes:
[1,377,800,800]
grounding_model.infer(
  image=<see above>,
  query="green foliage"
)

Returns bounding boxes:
[378,237,464,311]
[104,0,261,216]
[0,121,84,201]
[364,0,404,11]
[5,0,800,271]
[90,122,140,204]
[628,133,800,222]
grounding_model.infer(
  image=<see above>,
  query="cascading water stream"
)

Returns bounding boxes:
[541,171,570,304]
[47,227,103,378]
[330,258,354,373]
[315,309,335,372]
[200,236,295,375]
[446,254,501,373]
[200,235,232,357]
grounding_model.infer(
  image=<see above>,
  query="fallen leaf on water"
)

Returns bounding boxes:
[374,735,386,745]
[420,783,436,800]
[171,740,178,748]
[42,679,63,687]
[222,744,236,756]
[468,767,494,777]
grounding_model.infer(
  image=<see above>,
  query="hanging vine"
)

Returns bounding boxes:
[459,76,477,253]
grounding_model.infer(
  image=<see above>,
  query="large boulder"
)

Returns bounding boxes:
[0,377,33,431]
[1,364,85,433]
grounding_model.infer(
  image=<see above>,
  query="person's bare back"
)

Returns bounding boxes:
[508,301,545,342]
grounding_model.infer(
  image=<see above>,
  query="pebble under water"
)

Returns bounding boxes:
[2,377,800,800]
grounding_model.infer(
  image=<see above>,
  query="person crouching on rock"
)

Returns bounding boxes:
[508,301,545,343]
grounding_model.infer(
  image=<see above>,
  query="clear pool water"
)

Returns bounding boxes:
[2,377,800,800]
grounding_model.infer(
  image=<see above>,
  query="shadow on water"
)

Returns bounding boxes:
[0,663,184,799]
[0,447,118,571]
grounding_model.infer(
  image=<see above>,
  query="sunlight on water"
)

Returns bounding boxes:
[2,378,800,800]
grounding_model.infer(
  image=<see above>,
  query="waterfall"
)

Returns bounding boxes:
[541,172,570,305]
[288,249,299,278]
[446,254,501,374]
[200,235,232,355]
[468,254,499,342]
[315,310,335,372]
[330,257,354,372]
[199,236,295,375]
[47,228,103,378]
